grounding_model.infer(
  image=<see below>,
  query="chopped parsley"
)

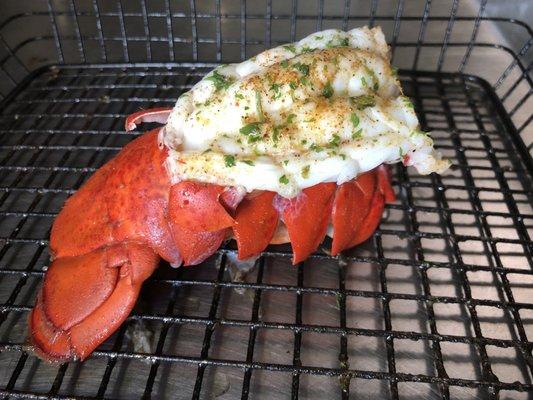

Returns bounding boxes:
[361,76,368,87]
[247,134,262,143]
[202,148,212,154]
[403,97,415,108]
[322,82,334,98]
[309,143,324,152]
[328,134,341,148]
[255,90,265,121]
[364,66,379,92]
[286,113,297,124]
[352,128,363,140]
[283,160,289,166]
[289,81,298,90]
[240,122,263,143]
[224,155,236,167]
[235,93,244,100]
[293,62,310,76]
[279,174,289,185]
[301,46,314,53]
[240,122,262,136]
[301,139,307,145]
[339,153,347,160]
[326,36,350,48]
[351,95,376,110]
[301,165,310,179]
[206,70,233,91]
[280,60,289,68]
[283,44,297,53]
[241,159,255,166]
[272,126,280,142]
[270,83,282,100]
[350,113,360,128]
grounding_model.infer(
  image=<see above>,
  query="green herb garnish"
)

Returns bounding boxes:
[293,62,310,76]
[286,113,296,124]
[241,159,255,166]
[206,70,233,91]
[224,155,236,167]
[240,122,262,136]
[280,60,289,68]
[283,44,297,53]
[309,143,324,152]
[351,95,376,110]
[322,82,334,98]
[352,128,363,140]
[235,93,244,100]
[279,174,289,184]
[270,83,282,100]
[350,113,360,128]
[403,97,414,109]
[328,134,341,148]
[301,165,310,179]
[255,90,265,121]
[272,126,280,142]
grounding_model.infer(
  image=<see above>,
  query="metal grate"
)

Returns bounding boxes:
[0,0,532,399]
[0,64,531,399]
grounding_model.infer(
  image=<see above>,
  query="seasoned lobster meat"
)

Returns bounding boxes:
[29,26,449,362]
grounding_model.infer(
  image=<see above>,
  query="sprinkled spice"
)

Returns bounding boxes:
[279,174,289,184]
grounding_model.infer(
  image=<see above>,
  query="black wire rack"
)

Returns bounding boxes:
[0,1,532,399]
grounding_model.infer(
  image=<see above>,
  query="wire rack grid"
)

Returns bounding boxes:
[0,1,532,399]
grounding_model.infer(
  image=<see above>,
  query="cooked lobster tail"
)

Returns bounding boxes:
[29,109,395,361]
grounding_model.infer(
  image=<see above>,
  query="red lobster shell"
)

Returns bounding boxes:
[29,109,395,362]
